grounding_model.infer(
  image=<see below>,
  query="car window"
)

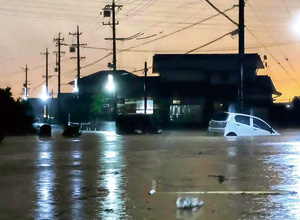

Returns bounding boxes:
[235,115,250,126]
[212,112,229,121]
[253,118,270,131]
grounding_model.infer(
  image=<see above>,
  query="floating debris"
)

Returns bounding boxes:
[176,197,204,209]
[208,174,234,183]
[148,189,156,195]
[148,179,156,195]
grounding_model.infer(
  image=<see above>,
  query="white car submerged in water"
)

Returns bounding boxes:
[208,112,280,136]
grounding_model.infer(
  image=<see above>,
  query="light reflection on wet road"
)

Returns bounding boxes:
[1,128,300,219]
[35,142,56,219]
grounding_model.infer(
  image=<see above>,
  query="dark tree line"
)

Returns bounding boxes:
[0,87,34,136]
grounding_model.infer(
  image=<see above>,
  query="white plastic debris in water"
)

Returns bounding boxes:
[148,189,156,195]
[148,179,157,195]
[176,197,204,209]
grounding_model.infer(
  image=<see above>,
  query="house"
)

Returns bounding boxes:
[49,53,280,125]
[151,53,281,123]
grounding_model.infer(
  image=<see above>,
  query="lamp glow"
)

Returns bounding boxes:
[73,79,79,93]
[23,88,27,100]
[293,15,300,35]
[106,74,115,92]
[40,85,48,101]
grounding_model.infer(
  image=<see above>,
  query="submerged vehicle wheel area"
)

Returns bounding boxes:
[226,132,237,136]
[208,111,280,137]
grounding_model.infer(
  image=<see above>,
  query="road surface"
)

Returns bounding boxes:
[0,128,300,219]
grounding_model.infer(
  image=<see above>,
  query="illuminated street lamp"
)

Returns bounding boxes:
[106,74,115,92]
[106,74,116,116]
[41,85,48,101]
[40,85,49,120]
[23,88,28,101]
[293,15,300,35]
[73,79,79,94]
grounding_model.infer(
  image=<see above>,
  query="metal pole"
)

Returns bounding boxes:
[77,25,80,94]
[239,0,245,110]
[112,0,118,117]
[58,33,62,123]
[25,64,28,100]
[46,48,49,119]
[53,33,65,124]
[144,62,148,114]
[58,33,61,98]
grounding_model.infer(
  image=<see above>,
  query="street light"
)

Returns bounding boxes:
[293,14,300,35]
[106,74,116,117]
[40,85,49,120]
[23,88,27,100]
[40,85,48,101]
[106,74,115,92]
[73,79,79,94]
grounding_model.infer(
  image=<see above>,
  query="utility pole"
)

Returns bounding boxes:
[103,0,123,117]
[41,48,50,120]
[54,33,65,123]
[69,25,86,97]
[238,0,245,110]
[144,62,148,114]
[22,64,29,100]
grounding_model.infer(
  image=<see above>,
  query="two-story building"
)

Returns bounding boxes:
[62,53,280,125]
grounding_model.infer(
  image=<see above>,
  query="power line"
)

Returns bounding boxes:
[0,6,294,28]
[247,3,300,89]
[0,58,69,77]
[80,5,238,70]
[0,7,98,19]
[185,29,238,54]
[31,80,46,92]
[129,0,202,38]
[247,27,300,88]
[2,0,300,20]
[205,0,238,26]
[0,10,99,24]
[81,53,112,69]
[125,0,159,18]
[282,0,292,18]
[121,4,238,52]
[0,0,102,11]
[83,39,300,53]
[0,2,100,14]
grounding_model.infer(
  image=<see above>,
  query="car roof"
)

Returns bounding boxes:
[222,112,269,123]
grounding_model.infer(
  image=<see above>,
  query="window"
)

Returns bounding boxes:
[212,112,229,121]
[136,100,153,114]
[253,118,270,132]
[235,115,250,126]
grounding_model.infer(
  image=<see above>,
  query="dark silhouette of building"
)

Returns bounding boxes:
[29,53,281,125]
[152,53,281,123]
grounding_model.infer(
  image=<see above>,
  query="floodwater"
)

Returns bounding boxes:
[0,128,300,219]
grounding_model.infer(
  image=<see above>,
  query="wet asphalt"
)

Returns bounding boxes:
[0,127,300,219]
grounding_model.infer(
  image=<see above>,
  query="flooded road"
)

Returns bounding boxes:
[0,128,300,219]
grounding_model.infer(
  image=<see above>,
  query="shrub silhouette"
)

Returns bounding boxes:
[0,87,34,135]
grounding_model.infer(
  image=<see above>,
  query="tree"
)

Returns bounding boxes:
[0,87,34,135]
[91,94,109,117]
